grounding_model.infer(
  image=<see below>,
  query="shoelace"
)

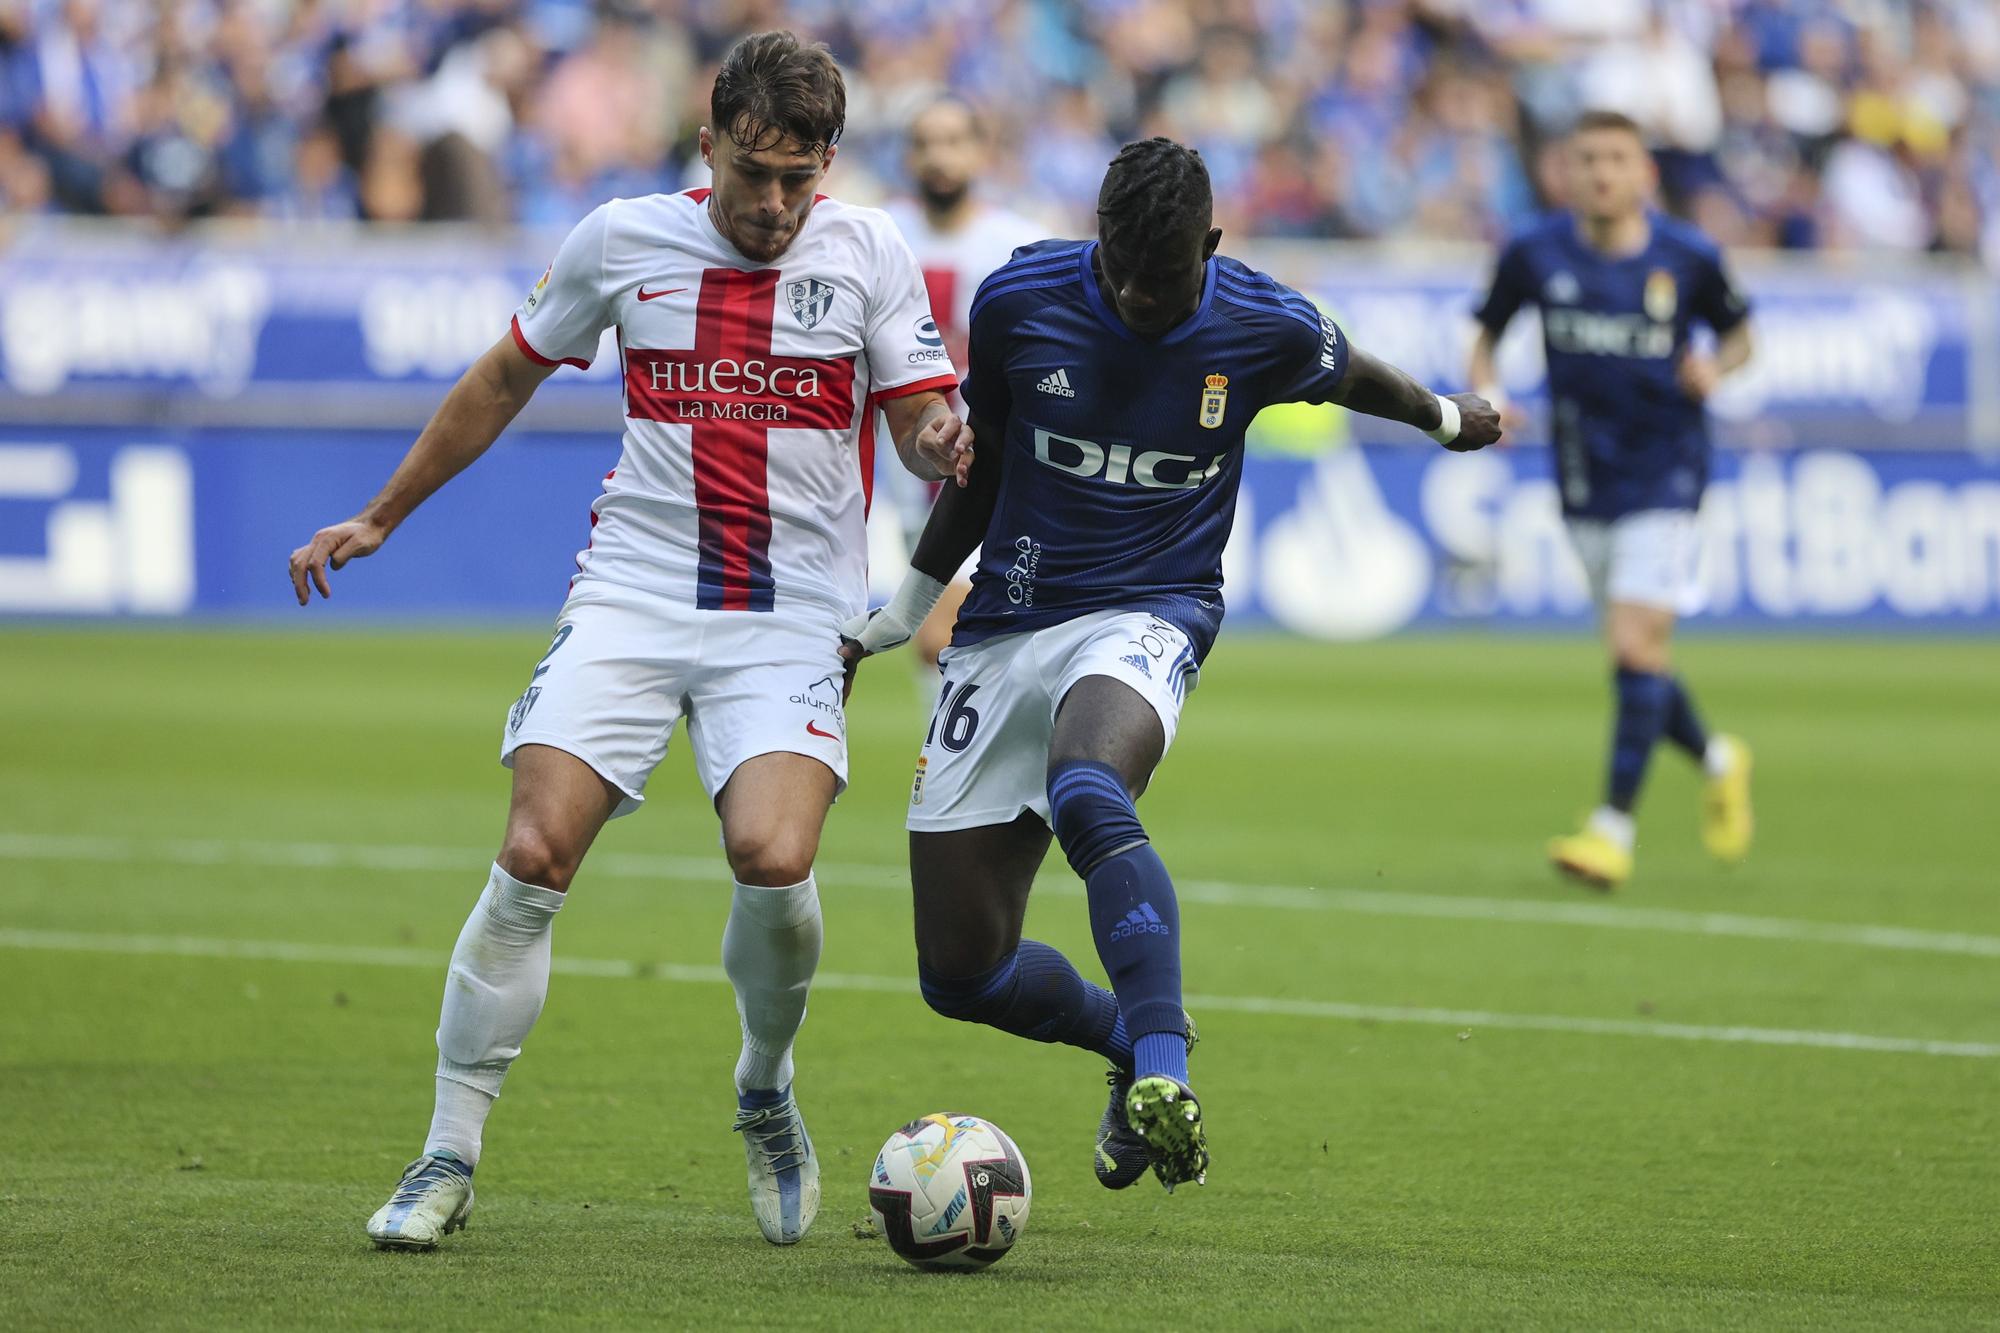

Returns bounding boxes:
[733,1104,808,1173]
[389,1154,467,1207]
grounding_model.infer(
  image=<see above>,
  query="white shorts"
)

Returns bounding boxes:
[906,610,1199,833]
[1566,509,1706,616]
[500,577,848,818]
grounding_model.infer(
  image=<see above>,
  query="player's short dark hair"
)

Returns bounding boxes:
[1572,109,1645,141]
[711,31,846,155]
[1096,137,1212,257]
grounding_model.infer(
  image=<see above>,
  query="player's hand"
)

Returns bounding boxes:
[288,517,388,604]
[915,412,976,487]
[840,649,860,703]
[1444,392,1503,451]
[1677,351,1720,402]
[838,605,918,662]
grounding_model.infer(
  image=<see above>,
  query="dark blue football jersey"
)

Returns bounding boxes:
[953,239,1349,660]
[1475,211,1749,520]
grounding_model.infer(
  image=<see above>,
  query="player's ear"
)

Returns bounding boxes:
[699,126,714,168]
[820,143,837,175]
[1201,227,1222,261]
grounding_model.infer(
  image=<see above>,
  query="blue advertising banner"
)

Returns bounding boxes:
[5,429,1995,632]
[1,224,1993,449]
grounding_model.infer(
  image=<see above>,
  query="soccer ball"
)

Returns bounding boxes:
[869,1112,1032,1270]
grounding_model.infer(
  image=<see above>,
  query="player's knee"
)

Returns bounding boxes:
[496,826,581,894]
[1046,759,1148,877]
[917,950,1014,1024]
[725,825,818,888]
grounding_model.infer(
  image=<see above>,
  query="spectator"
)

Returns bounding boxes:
[0,0,1992,268]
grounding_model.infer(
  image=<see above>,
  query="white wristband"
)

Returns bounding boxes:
[839,570,951,655]
[885,570,949,627]
[1426,393,1461,445]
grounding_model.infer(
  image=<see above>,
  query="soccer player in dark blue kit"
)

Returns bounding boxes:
[1468,110,1756,892]
[842,138,1502,1191]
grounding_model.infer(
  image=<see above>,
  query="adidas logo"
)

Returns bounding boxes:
[1035,367,1076,397]
[1108,901,1169,941]
[1120,652,1152,678]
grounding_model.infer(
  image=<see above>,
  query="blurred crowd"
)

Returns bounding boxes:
[3,0,1998,264]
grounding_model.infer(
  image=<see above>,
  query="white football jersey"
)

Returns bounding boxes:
[512,189,957,619]
[882,200,1046,372]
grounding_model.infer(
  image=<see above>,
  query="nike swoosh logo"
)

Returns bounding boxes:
[636,286,687,302]
[805,720,839,741]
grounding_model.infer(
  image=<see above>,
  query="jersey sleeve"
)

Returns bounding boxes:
[1270,305,1352,406]
[1690,246,1751,334]
[510,203,613,369]
[863,219,960,399]
[1473,236,1534,335]
[958,286,1013,424]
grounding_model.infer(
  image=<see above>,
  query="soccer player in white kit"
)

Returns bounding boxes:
[879,97,1043,672]
[286,32,969,1250]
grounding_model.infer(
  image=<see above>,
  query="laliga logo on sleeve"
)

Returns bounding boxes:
[787,278,836,330]
[1198,373,1229,429]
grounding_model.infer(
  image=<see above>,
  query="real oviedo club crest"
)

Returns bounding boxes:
[1199,373,1229,429]
[787,278,836,330]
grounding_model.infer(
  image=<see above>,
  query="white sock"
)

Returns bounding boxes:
[722,874,823,1095]
[1703,736,1735,779]
[1588,806,1636,851]
[425,863,565,1166]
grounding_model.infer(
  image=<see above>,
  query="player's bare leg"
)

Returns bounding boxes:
[716,752,837,1245]
[913,577,972,673]
[1046,676,1204,1190]
[368,745,620,1250]
[911,813,1157,1186]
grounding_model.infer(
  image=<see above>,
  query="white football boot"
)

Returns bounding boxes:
[731,1090,820,1245]
[366,1151,474,1250]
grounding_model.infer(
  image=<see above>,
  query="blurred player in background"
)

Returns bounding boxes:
[845,139,1500,1192]
[1468,109,1756,892]
[287,32,967,1250]
[879,97,1044,682]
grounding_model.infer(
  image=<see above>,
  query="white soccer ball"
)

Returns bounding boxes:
[869,1112,1032,1270]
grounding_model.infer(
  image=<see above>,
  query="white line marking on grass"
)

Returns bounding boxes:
[5,830,1998,961]
[2,927,1995,1060]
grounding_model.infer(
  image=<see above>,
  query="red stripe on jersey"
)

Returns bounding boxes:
[511,314,591,370]
[683,188,712,203]
[857,393,877,517]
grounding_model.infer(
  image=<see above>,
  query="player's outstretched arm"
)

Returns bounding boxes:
[288,334,557,603]
[839,412,1003,661]
[1334,342,1502,452]
[884,391,975,486]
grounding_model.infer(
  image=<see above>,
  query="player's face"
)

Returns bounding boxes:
[906,102,980,211]
[1094,227,1220,339]
[702,126,833,264]
[1568,128,1653,223]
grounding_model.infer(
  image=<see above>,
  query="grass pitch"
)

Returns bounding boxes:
[2,627,1996,1330]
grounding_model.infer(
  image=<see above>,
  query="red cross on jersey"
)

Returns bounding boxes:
[512,189,956,617]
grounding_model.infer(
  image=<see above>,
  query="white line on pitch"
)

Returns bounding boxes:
[4,829,1997,961]
[1,927,1995,1060]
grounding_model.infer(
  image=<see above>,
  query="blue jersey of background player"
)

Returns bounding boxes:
[844,138,1500,1194]
[1473,182,1749,521]
[1469,109,1757,892]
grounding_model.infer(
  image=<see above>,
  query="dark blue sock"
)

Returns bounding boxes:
[1047,761,1187,1084]
[919,941,1132,1066]
[1608,666,1674,812]
[1661,675,1710,762]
